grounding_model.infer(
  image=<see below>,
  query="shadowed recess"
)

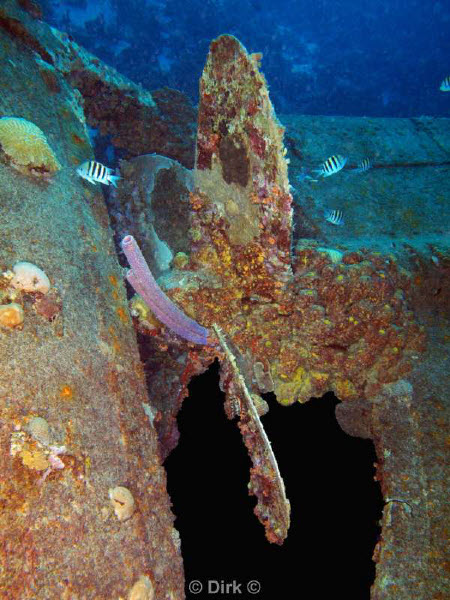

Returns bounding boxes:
[219,134,250,187]
[165,362,383,599]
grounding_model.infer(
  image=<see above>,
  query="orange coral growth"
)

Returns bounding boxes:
[59,385,73,401]
[0,303,24,329]
[128,34,427,548]
[116,306,129,324]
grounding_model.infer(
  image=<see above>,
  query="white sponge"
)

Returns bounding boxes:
[10,261,50,294]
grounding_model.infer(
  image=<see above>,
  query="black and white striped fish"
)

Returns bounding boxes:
[324,208,344,225]
[77,160,121,187]
[314,154,347,178]
[440,76,450,92]
[353,157,372,173]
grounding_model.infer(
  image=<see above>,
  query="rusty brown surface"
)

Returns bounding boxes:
[129,34,448,596]
[0,2,183,597]
[0,0,196,169]
[130,35,423,543]
[336,326,449,598]
[214,324,290,545]
[2,1,448,594]
[170,35,424,407]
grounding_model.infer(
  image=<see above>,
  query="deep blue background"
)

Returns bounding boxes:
[42,0,450,116]
[41,0,450,115]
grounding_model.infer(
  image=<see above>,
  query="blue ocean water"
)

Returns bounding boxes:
[42,0,450,117]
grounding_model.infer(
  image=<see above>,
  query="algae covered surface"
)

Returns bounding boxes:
[0,2,183,598]
[0,1,449,599]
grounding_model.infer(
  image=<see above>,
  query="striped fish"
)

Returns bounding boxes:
[77,160,121,187]
[440,76,450,92]
[314,154,347,178]
[324,208,344,225]
[353,157,372,173]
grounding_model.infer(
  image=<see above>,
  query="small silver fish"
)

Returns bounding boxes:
[439,76,450,92]
[77,160,121,187]
[314,154,347,177]
[324,208,344,225]
[353,157,372,173]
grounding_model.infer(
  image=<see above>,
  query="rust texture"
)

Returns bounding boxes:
[0,0,196,168]
[0,2,183,597]
[174,34,424,406]
[130,34,448,597]
[1,1,448,595]
[214,324,290,544]
[131,35,425,546]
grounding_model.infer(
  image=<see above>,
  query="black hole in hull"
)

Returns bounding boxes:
[165,362,383,599]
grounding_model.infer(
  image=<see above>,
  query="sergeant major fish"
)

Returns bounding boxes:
[353,157,372,173]
[314,154,347,177]
[324,208,344,225]
[77,160,121,187]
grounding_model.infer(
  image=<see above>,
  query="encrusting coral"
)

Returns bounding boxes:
[0,302,24,329]
[127,575,155,600]
[10,261,51,294]
[176,35,422,405]
[126,35,425,545]
[109,486,136,522]
[0,261,55,331]
[0,116,61,177]
[213,323,290,544]
[0,5,185,597]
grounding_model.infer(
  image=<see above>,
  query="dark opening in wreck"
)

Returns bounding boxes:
[165,362,384,599]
